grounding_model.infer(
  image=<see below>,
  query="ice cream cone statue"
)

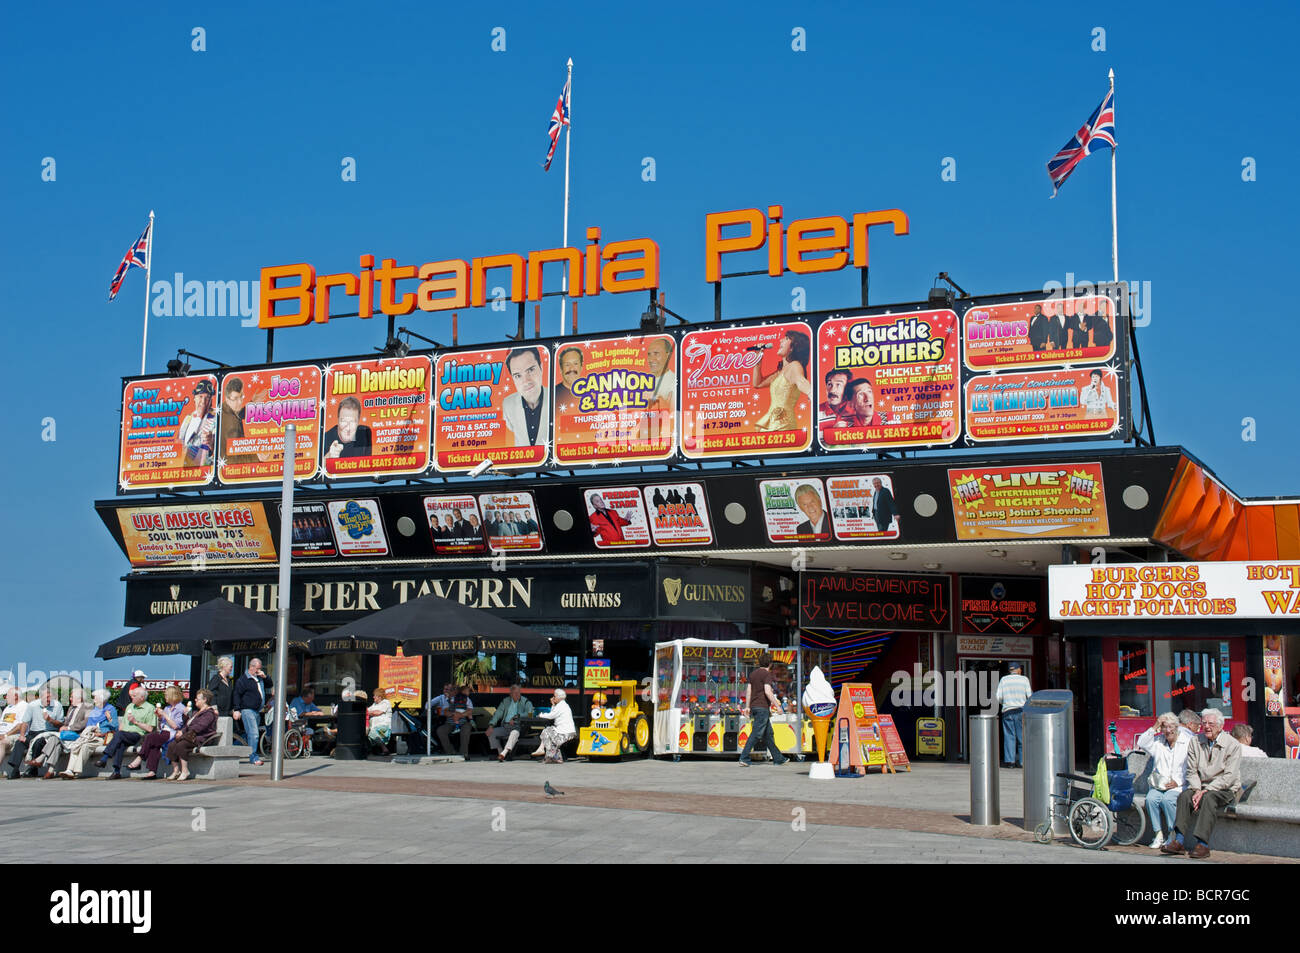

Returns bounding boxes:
[802,666,837,780]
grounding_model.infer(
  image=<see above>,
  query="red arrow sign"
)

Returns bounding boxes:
[929,583,948,627]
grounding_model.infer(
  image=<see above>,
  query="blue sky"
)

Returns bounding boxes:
[3,1,1297,679]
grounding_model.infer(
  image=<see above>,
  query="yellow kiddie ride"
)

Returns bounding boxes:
[577,679,653,759]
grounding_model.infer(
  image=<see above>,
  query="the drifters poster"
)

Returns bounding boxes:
[962,294,1116,371]
[477,492,543,551]
[322,357,431,479]
[825,474,900,541]
[760,477,832,543]
[119,373,219,489]
[327,499,390,556]
[964,367,1121,442]
[643,482,713,547]
[218,365,322,484]
[582,487,651,549]
[554,335,676,464]
[434,345,550,472]
[816,310,960,452]
[679,322,814,460]
[423,494,488,555]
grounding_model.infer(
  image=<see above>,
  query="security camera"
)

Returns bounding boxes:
[468,459,494,478]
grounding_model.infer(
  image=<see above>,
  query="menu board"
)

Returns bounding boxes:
[825,474,900,541]
[478,491,543,551]
[423,494,488,555]
[680,322,814,459]
[963,294,1116,371]
[117,502,277,567]
[759,477,831,543]
[279,502,338,558]
[876,714,911,771]
[322,356,431,478]
[949,463,1109,540]
[434,345,549,472]
[965,367,1120,442]
[643,482,714,547]
[378,650,423,708]
[582,487,651,549]
[218,365,322,484]
[816,310,959,451]
[327,499,390,556]
[119,374,219,489]
[554,335,676,464]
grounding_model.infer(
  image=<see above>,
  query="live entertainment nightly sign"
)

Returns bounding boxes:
[799,570,952,632]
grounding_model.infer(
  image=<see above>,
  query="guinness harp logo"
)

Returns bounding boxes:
[663,577,683,607]
[170,585,180,601]
[584,575,597,593]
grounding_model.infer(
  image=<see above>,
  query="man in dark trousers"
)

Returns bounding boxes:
[233,658,270,766]
[1028,305,1052,351]
[871,477,896,532]
[738,653,789,767]
[1162,709,1242,859]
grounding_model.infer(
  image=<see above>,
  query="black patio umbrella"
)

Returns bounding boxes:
[96,598,313,660]
[323,592,550,655]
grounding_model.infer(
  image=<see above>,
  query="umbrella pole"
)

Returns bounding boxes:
[270,424,296,782]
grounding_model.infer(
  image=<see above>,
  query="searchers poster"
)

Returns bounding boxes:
[434,345,550,472]
[680,322,814,459]
[583,487,651,549]
[477,492,543,551]
[825,474,900,541]
[119,374,219,489]
[816,310,960,451]
[963,294,1116,371]
[322,357,431,479]
[554,335,675,464]
[965,367,1121,442]
[116,502,277,567]
[759,478,832,543]
[949,463,1109,540]
[218,365,322,484]
[423,494,488,555]
[327,499,390,556]
[643,482,714,547]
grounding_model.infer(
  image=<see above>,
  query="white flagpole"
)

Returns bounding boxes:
[1109,69,1118,284]
[559,58,573,338]
[140,209,155,375]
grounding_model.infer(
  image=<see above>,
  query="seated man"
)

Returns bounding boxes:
[98,686,156,780]
[367,688,394,755]
[486,684,534,762]
[0,687,29,773]
[435,685,475,761]
[289,687,333,754]
[1230,724,1268,758]
[1162,709,1242,859]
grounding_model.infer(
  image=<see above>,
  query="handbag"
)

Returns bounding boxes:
[58,730,79,742]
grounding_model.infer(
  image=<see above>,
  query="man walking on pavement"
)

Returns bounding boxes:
[995,662,1032,768]
[738,652,789,767]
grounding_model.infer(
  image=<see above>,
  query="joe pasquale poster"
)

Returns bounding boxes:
[322,357,431,478]
[553,334,675,464]
[949,463,1109,540]
[434,345,550,472]
[119,373,219,489]
[217,365,322,484]
[679,322,813,459]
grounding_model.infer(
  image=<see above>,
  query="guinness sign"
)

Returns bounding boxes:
[657,565,750,621]
[559,573,623,609]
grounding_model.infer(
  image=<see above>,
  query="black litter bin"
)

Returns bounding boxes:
[333,701,367,761]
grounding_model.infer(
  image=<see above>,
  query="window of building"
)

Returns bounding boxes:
[1152,641,1231,716]
[1117,641,1151,718]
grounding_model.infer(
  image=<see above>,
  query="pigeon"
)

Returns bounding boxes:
[544,781,564,798]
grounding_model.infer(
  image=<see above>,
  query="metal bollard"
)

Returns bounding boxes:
[969,713,1000,826]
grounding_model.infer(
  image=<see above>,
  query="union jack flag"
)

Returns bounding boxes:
[108,221,152,300]
[543,76,570,172]
[1046,89,1116,197]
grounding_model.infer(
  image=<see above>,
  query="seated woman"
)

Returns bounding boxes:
[32,689,89,779]
[164,689,220,782]
[60,690,118,778]
[367,688,393,755]
[531,689,576,764]
[131,686,185,779]
[1134,711,1192,849]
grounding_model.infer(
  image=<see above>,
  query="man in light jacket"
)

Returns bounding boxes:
[1162,709,1242,859]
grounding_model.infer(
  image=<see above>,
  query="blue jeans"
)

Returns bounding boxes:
[1146,785,1179,837]
[239,709,262,761]
[739,708,787,765]
[1001,709,1023,766]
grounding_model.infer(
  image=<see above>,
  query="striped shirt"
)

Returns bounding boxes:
[995,674,1032,712]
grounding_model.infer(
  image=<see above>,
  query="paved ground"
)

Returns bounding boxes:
[4,757,1288,864]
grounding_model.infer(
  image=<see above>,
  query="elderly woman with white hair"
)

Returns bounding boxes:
[531,689,576,764]
[59,690,119,778]
[1134,711,1192,849]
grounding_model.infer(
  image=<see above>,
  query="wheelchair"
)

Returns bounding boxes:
[258,708,311,760]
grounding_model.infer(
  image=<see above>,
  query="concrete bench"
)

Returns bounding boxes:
[1127,749,1300,859]
[190,717,252,780]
